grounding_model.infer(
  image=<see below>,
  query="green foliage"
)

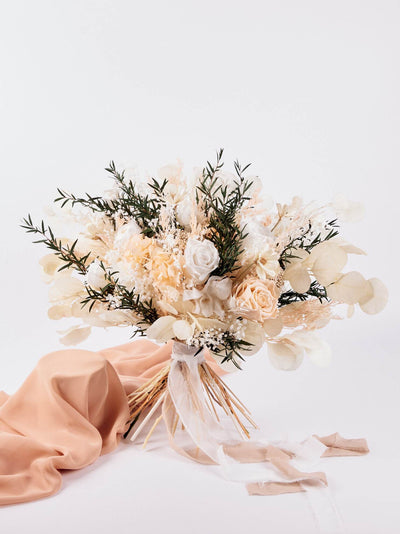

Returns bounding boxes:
[77,262,159,328]
[214,334,254,370]
[21,215,90,274]
[278,280,328,307]
[196,149,253,277]
[54,162,170,237]
[21,217,158,330]
[197,330,254,370]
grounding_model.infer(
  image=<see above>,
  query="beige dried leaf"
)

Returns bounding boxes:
[267,340,304,371]
[359,278,388,315]
[59,325,91,346]
[146,316,176,343]
[327,271,370,305]
[310,243,347,286]
[263,317,283,337]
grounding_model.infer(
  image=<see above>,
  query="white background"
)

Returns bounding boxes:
[0,1,399,533]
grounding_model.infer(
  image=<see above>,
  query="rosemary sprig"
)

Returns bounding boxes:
[20,215,90,274]
[278,280,328,307]
[21,217,158,332]
[80,263,159,327]
[104,162,165,236]
[197,149,253,277]
[212,333,254,370]
[54,189,119,217]
[54,162,169,237]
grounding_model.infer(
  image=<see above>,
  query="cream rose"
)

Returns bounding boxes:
[234,277,278,321]
[184,237,220,283]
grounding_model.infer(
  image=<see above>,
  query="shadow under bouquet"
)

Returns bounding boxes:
[21,149,387,500]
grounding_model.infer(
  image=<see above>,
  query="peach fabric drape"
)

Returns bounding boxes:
[0,339,181,505]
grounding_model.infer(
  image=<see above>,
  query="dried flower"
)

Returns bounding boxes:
[234,277,279,321]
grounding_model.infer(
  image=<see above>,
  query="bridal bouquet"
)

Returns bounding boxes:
[22,150,387,450]
[23,149,387,367]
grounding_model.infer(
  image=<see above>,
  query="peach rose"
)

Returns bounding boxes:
[234,277,278,321]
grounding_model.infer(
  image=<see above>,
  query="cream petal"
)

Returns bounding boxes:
[84,310,131,327]
[332,194,365,223]
[330,238,366,256]
[86,260,106,289]
[183,288,203,301]
[359,278,389,315]
[310,243,347,286]
[284,248,309,266]
[305,336,331,367]
[263,317,283,337]
[341,243,366,255]
[84,315,113,327]
[172,320,194,340]
[198,296,215,317]
[289,331,332,367]
[285,264,311,293]
[48,304,72,320]
[49,276,84,301]
[326,271,370,304]
[59,325,91,346]
[208,276,232,299]
[157,300,179,315]
[145,316,176,342]
[267,341,304,371]
[71,299,91,318]
[241,321,265,356]
[39,254,62,277]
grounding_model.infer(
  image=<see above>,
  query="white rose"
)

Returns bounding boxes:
[86,260,106,289]
[183,276,232,318]
[184,238,220,283]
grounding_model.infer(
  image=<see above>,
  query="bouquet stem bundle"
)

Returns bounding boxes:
[124,356,257,444]
[124,364,170,440]
[198,363,258,439]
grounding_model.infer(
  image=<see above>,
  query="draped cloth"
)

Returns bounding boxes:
[0,339,368,506]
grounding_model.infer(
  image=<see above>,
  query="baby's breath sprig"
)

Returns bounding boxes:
[188,321,254,369]
[279,219,339,269]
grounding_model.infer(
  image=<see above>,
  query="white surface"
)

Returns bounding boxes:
[0,1,399,533]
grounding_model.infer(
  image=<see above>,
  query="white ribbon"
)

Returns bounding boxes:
[167,341,345,533]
